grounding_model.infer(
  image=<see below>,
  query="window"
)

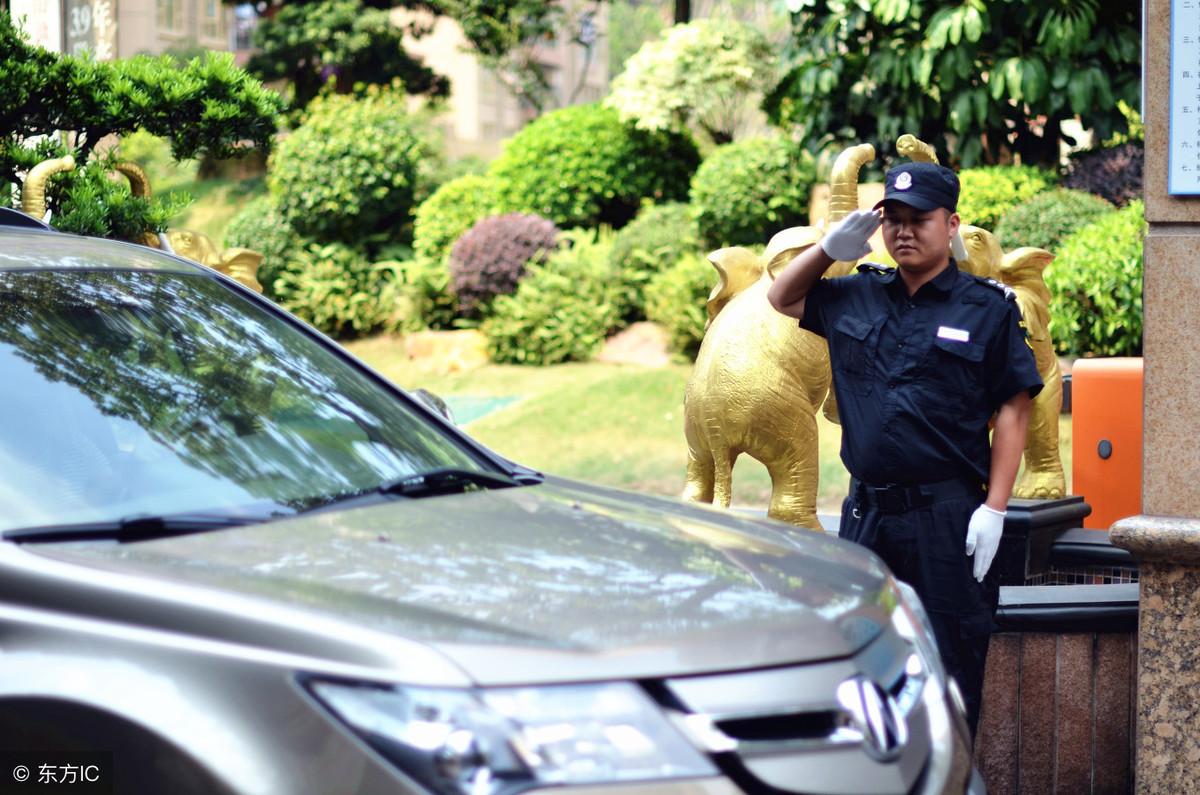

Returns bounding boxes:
[156,0,184,33]
[202,0,224,40]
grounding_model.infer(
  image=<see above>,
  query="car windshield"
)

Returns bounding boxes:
[0,268,488,533]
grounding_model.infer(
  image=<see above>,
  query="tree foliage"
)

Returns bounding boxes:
[249,0,570,114]
[767,0,1141,167]
[1,12,281,239]
[248,0,449,114]
[607,18,776,144]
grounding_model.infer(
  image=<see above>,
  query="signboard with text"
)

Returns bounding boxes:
[63,0,117,60]
[1171,0,1200,193]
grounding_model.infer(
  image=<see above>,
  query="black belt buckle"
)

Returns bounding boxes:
[873,484,911,513]
[855,482,913,513]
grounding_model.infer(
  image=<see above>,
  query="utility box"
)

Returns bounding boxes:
[1071,358,1143,530]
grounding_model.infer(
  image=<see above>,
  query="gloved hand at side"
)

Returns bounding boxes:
[820,209,883,262]
[965,504,1005,582]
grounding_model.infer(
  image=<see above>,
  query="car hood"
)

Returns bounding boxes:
[32,478,892,683]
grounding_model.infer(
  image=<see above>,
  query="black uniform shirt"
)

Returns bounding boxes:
[799,260,1043,486]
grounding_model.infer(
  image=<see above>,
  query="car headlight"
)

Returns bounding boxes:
[887,577,946,685]
[308,680,717,795]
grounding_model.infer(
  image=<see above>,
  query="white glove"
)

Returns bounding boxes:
[820,209,882,262]
[965,504,1005,582]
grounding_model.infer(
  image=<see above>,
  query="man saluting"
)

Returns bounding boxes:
[767,162,1042,737]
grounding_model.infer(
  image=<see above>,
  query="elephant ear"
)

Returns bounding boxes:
[218,248,266,293]
[764,226,823,279]
[999,247,1054,302]
[705,247,764,327]
[1000,247,1054,342]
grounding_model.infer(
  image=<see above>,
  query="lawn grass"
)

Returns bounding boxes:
[346,334,1072,515]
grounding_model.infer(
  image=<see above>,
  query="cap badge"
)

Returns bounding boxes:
[896,172,913,190]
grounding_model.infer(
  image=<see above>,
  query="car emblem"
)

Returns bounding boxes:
[836,677,908,760]
[895,172,913,190]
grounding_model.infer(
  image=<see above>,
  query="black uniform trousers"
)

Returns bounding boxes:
[840,478,999,738]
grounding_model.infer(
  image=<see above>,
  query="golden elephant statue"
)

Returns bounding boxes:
[112,162,265,293]
[682,144,876,530]
[682,134,1068,530]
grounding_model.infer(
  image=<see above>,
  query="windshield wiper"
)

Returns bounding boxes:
[299,467,522,514]
[2,512,270,543]
[376,467,519,497]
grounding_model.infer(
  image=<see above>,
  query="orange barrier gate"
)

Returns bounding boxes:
[1070,358,1143,530]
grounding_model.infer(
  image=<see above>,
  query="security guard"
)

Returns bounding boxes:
[766,162,1042,737]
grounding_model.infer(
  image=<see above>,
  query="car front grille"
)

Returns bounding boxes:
[660,627,932,795]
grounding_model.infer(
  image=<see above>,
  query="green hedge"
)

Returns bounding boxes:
[1046,201,1145,357]
[609,202,701,322]
[956,165,1056,231]
[273,242,401,339]
[644,251,714,360]
[412,174,496,264]
[388,256,458,332]
[690,137,816,248]
[489,103,699,230]
[995,188,1113,253]
[483,230,620,365]
[268,88,437,251]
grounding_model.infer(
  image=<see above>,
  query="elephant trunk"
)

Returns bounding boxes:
[20,156,76,219]
[827,144,876,225]
[113,161,152,199]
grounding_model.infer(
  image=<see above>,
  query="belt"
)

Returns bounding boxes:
[851,477,985,514]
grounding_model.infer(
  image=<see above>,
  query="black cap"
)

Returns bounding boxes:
[874,162,960,212]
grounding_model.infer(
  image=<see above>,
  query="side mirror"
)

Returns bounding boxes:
[411,388,456,425]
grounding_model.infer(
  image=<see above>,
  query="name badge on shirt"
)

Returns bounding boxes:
[937,326,970,343]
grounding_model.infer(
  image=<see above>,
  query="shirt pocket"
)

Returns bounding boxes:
[925,336,986,401]
[830,315,879,395]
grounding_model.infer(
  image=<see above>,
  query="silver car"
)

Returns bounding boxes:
[0,215,976,794]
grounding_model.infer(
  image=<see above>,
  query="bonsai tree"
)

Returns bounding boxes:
[1,11,283,241]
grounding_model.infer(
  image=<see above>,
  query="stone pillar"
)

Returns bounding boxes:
[1109,0,1200,788]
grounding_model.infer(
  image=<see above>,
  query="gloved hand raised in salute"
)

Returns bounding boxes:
[819,209,883,262]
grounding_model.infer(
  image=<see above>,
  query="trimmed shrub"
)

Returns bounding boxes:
[690,137,816,248]
[644,252,714,360]
[489,103,700,230]
[449,213,560,315]
[956,165,1056,231]
[1063,142,1144,208]
[273,242,401,339]
[483,230,620,365]
[412,174,496,264]
[609,202,702,322]
[268,88,437,251]
[1046,201,1146,357]
[223,194,300,299]
[995,189,1113,253]
[388,256,459,332]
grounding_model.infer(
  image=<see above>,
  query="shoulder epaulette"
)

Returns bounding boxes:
[966,273,1017,301]
[855,261,895,276]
